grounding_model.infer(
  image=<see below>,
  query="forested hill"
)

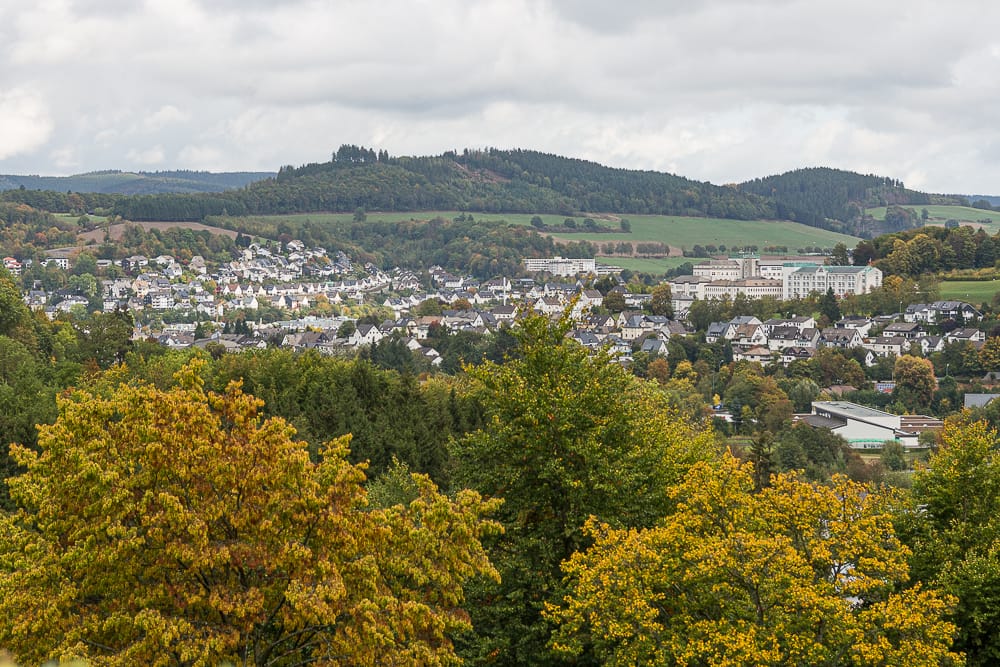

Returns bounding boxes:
[738,167,962,236]
[1,149,978,238]
[0,170,273,195]
[102,147,777,222]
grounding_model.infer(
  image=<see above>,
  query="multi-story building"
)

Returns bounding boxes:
[523,257,597,277]
[692,256,759,281]
[667,275,712,299]
[703,278,783,300]
[783,265,882,300]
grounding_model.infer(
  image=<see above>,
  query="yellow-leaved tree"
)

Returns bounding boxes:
[0,360,499,666]
[548,453,963,666]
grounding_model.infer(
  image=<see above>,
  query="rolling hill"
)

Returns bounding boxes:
[0,170,273,195]
[736,167,964,237]
[2,147,993,244]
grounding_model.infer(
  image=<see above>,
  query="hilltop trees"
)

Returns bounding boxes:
[0,361,499,666]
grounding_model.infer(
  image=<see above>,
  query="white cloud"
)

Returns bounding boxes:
[1,0,1000,193]
[126,145,165,165]
[142,105,190,132]
[0,88,53,160]
[50,146,80,171]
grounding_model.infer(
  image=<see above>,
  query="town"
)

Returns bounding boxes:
[7,244,967,372]
[7,239,987,453]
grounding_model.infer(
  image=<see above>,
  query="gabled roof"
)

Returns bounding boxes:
[706,322,728,336]
[948,328,982,339]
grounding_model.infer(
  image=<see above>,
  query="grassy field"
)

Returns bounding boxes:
[228,211,859,253]
[77,221,239,243]
[938,279,1000,304]
[512,214,859,251]
[867,204,1000,227]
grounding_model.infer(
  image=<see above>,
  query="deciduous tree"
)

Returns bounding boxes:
[893,354,937,412]
[905,420,1000,665]
[649,282,674,318]
[450,311,715,664]
[0,361,499,666]
[549,454,961,666]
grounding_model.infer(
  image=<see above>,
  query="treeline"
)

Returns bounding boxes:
[855,225,1000,277]
[451,148,773,219]
[3,147,972,242]
[0,203,78,259]
[245,158,582,216]
[213,214,596,279]
[3,146,776,222]
[0,188,119,214]
[0,170,272,196]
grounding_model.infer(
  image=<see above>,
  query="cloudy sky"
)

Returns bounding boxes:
[1,0,999,194]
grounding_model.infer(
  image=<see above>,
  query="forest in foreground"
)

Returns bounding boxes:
[0,266,998,665]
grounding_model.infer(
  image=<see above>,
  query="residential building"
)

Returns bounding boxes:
[905,301,982,324]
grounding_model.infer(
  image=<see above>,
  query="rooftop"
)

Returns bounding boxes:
[813,401,896,420]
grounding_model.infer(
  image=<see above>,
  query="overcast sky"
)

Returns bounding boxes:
[1,0,998,194]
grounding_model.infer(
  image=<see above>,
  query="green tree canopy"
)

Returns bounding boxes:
[649,282,674,318]
[450,311,716,664]
[905,420,1000,665]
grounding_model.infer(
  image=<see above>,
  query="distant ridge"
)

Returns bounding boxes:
[0,170,274,195]
[0,147,987,240]
[966,194,1000,207]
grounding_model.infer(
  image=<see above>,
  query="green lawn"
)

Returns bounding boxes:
[938,279,1000,304]
[867,204,1000,226]
[234,211,858,253]
[517,214,859,251]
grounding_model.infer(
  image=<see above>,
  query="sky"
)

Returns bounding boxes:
[1,0,999,194]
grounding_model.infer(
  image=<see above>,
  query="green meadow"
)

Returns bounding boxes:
[867,204,1000,227]
[237,211,859,253]
[938,279,1000,304]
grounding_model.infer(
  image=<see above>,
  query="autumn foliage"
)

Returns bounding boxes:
[0,360,499,666]
[548,454,963,666]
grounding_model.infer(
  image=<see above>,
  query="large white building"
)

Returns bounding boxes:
[668,275,713,299]
[669,257,882,311]
[703,278,783,300]
[783,265,882,300]
[803,401,931,449]
[523,257,597,277]
[692,257,759,281]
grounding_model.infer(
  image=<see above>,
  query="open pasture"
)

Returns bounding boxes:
[938,279,1000,304]
[867,204,1000,227]
[222,211,859,255]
